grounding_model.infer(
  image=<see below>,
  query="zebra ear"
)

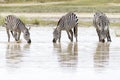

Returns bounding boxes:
[2,23,7,27]
[53,27,56,30]
[28,26,31,30]
[26,25,31,30]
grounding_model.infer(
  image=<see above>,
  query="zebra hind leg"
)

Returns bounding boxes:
[74,24,78,42]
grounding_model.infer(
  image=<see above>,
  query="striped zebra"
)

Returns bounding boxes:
[93,11,111,42]
[53,12,78,43]
[4,15,31,43]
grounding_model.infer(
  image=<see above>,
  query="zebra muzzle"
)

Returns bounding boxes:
[27,39,31,43]
[53,38,56,43]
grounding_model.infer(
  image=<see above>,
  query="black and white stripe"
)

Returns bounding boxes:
[93,11,111,42]
[57,12,78,30]
[4,15,31,43]
[5,15,25,31]
[93,11,109,29]
[53,12,78,43]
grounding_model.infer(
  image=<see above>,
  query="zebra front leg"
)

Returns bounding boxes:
[69,29,73,42]
[13,32,18,41]
[58,37,61,42]
[58,31,61,42]
[96,29,101,42]
[17,32,21,40]
[11,31,14,37]
[96,29,104,42]
[107,30,111,42]
[66,31,71,41]
[6,29,10,42]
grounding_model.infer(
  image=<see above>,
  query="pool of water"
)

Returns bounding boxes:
[0,27,120,80]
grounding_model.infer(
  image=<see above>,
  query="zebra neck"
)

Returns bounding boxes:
[19,25,27,32]
[57,26,62,31]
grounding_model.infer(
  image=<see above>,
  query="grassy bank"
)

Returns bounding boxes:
[2,0,71,3]
[0,0,119,27]
[0,0,120,13]
[0,4,120,13]
[19,17,57,26]
[2,0,120,3]
[0,5,120,13]
[0,16,57,26]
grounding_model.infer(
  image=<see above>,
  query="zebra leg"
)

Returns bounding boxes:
[107,30,111,42]
[101,39,105,43]
[96,29,101,42]
[6,29,10,42]
[74,24,78,42]
[69,29,73,42]
[66,31,71,41]
[58,31,61,42]
[17,32,21,40]
[13,32,18,41]
[11,31,14,37]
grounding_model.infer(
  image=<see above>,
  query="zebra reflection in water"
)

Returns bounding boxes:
[94,42,110,70]
[6,43,30,68]
[53,42,78,67]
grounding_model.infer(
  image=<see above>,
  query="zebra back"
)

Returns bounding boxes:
[5,15,26,31]
[57,12,78,30]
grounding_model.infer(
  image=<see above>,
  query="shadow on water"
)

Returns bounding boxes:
[6,43,30,68]
[53,42,78,68]
[94,42,110,71]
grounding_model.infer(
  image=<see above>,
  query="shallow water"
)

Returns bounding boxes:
[0,27,120,80]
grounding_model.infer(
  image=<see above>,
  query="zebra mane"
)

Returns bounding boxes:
[57,17,62,26]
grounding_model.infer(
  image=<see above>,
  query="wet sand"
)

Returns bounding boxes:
[0,26,120,80]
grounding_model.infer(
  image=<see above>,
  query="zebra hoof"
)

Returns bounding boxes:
[108,39,112,42]
[16,40,21,43]
[100,39,105,43]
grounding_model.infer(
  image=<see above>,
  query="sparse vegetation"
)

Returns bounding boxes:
[0,16,57,26]
[0,0,119,13]
[0,0,119,27]
[2,0,72,3]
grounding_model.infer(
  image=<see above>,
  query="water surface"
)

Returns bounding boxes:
[0,27,120,80]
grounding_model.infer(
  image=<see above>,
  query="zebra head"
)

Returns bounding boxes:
[23,29,31,43]
[53,28,60,43]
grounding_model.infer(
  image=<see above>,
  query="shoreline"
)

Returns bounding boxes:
[0,12,119,26]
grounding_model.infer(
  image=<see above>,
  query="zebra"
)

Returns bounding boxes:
[3,15,31,43]
[93,11,111,42]
[53,12,78,43]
